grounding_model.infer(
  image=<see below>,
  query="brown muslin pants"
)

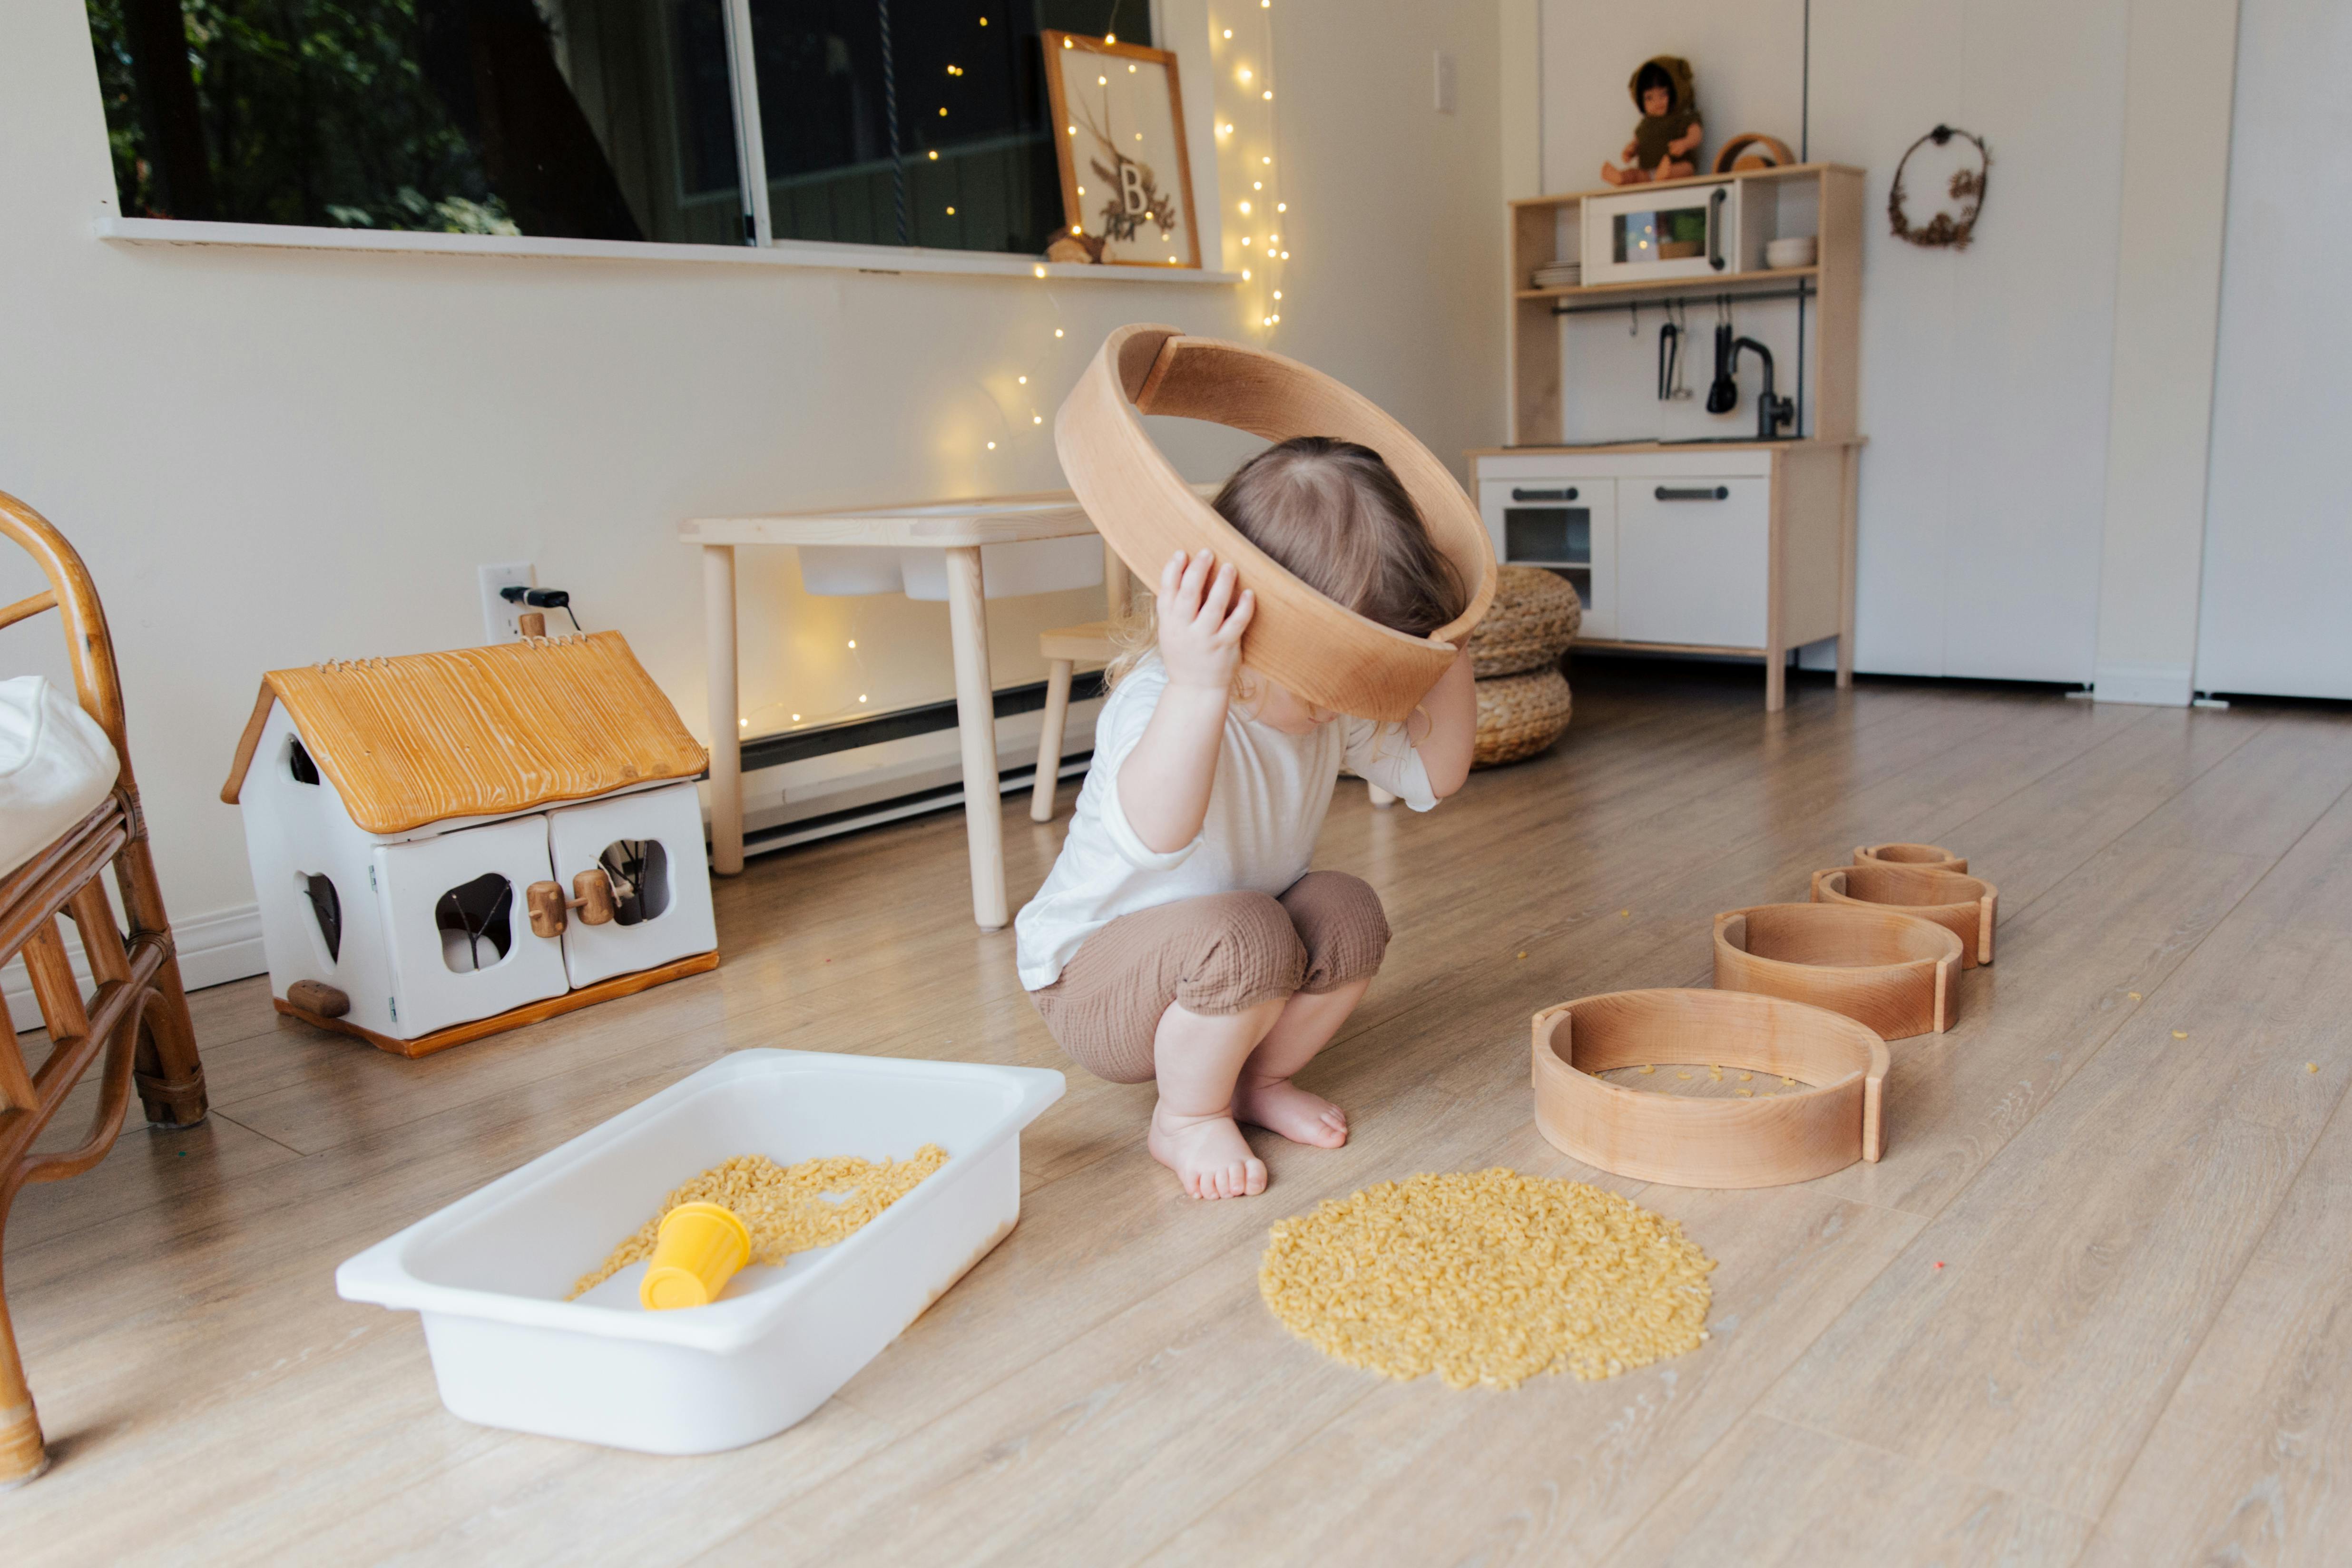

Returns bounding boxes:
[1027,871,1390,1083]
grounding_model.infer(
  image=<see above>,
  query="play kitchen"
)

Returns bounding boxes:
[1492,158,1865,711]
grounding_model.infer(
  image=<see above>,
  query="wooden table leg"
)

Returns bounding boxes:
[1030,657,1075,823]
[1103,537,1131,621]
[1765,460,1788,713]
[944,547,1009,930]
[1836,444,1859,691]
[704,545,744,876]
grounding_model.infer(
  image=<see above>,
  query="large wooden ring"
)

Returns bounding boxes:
[1713,904,1963,1039]
[1854,841,1967,873]
[1812,865,1998,967]
[1055,323,1497,722]
[1531,989,1888,1188]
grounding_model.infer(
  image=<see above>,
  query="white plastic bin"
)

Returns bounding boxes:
[335,1049,1064,1454]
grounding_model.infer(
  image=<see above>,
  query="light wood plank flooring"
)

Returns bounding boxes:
[9,662,2352,1566]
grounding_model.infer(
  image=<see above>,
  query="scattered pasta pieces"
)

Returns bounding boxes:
[1676,1070,1695,1080]
[569,1146,948,1300]
[1780,1075,1797,1087]
[1637,1065,1656,1075]
[1736,1088,1754,1098]
[1708,1064,1724,1081]
[1617,909,1632,919]
[1518,951,1528,960]
[2127,991,2142,1001]
[1738,1072,1753,1082]
[2173,1030,2188,1039]
[1259,1169,1715,1389]
[2310,1062,2321,1074]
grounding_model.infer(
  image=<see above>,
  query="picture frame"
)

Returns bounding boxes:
[1041,31,1201,269]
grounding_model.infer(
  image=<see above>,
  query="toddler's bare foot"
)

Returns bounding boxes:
[1149,1104,1268,1199]
[1235,1075,1349,1148]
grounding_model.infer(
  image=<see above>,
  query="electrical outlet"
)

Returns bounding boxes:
[478,562,535,644]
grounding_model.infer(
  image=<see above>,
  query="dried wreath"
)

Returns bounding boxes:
[1888,125,1989,250]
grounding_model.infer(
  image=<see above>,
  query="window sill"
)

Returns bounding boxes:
[92,213,1242,286]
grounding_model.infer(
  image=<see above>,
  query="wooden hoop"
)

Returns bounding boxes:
[1712,133,1796,174]
[1713,903,1962,1040]
[1855,842,1968,873]
[1812,864,1998,968]
[1056,324,1497,722]
[1531,989,1888,1188]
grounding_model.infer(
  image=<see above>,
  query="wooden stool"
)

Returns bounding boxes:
[1031,620,1120,823]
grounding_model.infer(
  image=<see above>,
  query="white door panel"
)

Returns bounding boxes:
[547,782,717,989]
[374,815,567,1039]
[1617,478,1771,647]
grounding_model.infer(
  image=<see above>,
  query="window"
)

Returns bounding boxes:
[85,0,1146,258]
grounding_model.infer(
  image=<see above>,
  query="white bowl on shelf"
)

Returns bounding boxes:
[1765,236,1818,270]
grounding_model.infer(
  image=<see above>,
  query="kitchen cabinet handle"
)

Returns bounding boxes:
[1708,188,1728,272]
[1510,487,1578,502]
[1655,485,1730,501]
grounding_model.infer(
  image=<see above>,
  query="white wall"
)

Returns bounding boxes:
[0,0,1502,990]
[2091,0,2241,706]
[1537,0,2137,682]
[2195,0,2352,700]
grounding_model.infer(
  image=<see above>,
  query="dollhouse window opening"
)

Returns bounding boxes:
[436,873,516,974]
[299,872,342,963]
[598,839,671,926]
[288,738,321,785]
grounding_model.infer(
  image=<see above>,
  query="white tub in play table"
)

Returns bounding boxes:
[335,1049,1064,1454]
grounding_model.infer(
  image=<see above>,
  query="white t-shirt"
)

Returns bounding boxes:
[1014,654,1439,990]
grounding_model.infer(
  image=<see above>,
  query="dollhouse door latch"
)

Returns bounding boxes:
[526,869,625,939]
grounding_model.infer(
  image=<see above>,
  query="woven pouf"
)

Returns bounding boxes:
[1465,566,1583,678]
[1474,666,1574,767]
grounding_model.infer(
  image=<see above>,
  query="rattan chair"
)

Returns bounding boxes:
[0,491,208,1488]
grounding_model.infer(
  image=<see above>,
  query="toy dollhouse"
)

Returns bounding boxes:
[221,633,718,1058]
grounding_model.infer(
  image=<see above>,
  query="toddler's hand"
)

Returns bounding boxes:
[1156,549,1254,693]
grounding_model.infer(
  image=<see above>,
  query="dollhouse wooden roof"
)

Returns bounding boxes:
[221,632,708,835]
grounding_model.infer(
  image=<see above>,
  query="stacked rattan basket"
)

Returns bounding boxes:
[1466,567,1581,767]
[1531,841,2002,1188]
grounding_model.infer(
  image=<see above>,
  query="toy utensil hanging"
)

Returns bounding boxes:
[1705,302,1739,415]
[1667,301,1693,400]
[1657,318,1681,401]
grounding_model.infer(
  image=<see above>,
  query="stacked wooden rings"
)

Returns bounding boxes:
[1532,842,1989,1188]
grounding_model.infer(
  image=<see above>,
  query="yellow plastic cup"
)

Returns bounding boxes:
[639,1201,751,1311]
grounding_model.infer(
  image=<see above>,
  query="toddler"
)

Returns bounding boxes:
[1015,437,1476,1199]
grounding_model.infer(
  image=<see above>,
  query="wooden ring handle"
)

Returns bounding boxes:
[1056,324,1497,723]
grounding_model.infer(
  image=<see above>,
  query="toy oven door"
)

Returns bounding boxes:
[1581,183,1739,284]
[1478,479,1616,639]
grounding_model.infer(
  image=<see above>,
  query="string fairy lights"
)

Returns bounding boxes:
[746,10,1199,745]
[1213,2,1289,340]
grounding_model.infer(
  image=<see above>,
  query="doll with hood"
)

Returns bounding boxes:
[1601,56,1702,185]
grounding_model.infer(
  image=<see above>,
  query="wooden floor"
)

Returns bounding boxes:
[10,661,2352,1566]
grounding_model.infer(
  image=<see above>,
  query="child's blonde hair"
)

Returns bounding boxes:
[1107,436,1468,688]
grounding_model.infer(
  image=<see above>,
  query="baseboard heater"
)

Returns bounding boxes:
[722,672,1106,860]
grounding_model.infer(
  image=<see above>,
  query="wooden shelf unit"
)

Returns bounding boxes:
[1508,163,1864,446]
[1479,165,1867,711]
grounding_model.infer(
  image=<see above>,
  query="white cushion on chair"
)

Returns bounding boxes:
[0,676,120,882]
